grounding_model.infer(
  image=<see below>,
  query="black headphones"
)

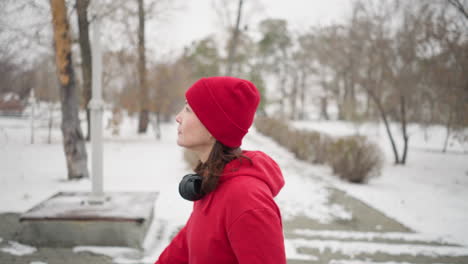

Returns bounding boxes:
[179,174,204,201]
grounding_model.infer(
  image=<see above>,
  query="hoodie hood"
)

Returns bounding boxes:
[219,150,284,197]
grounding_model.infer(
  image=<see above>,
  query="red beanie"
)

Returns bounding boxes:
[185,76,260,148]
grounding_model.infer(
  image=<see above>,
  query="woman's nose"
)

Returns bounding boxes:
[175,112,181,124]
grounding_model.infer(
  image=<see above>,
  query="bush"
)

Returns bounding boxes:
[296,130,333,164]
[328,136,383,183]
[254,116,384,184]
[255,116,291,146]
[256,117,331,165]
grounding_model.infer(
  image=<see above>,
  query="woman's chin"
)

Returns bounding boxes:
[176,138,187,148]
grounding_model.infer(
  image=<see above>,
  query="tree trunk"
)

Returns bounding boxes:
[342,74,350,120]
[137,0,149,133]
[151,111,161,140]
[368,88,400,164]
[226,0,243,76]
[290,72,299,120]
[50,0,89,179]
[442,109,453,153]
[299,71,307,120]
[48,102,54,144]
[278,70,288,117]
[76,0,92,141]
[320,96,330,120]
[399,94,409,164]
[335,74,346,120]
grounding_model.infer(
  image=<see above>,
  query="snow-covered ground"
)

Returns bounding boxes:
[293,120,468,246]
[1,112,467,262]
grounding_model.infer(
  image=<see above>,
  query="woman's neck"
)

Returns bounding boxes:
[193,143,214,163]
[198,150,210,163]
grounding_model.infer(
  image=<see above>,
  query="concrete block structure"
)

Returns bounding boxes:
[18,192,158,248]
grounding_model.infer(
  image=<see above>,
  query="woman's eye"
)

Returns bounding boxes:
[185,106,191,112]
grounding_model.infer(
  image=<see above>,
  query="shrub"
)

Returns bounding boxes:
[328,136,383,183]
[299,130,332,164]
[257,117,291,146]
[254,116,384,184]
[288,129,309,161]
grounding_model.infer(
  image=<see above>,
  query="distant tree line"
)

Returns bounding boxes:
[1,0,467,169]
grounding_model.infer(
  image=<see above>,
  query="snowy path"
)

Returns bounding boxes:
[244,129,468,263]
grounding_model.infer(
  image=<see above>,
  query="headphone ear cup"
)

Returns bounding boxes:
[179,174,203,201]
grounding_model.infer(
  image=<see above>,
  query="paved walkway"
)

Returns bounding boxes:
[2,185,468,264]
[283,187,468,264]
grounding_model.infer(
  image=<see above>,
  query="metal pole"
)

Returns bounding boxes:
[88,16,105,204]
[29,90,35,144]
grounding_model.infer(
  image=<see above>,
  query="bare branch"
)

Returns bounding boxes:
[447,0,468,19]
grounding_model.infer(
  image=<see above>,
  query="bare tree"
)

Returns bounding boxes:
[226,0,243,76]
[346,0,405,164]
[49,0,89,179]
[76,0,93,141]
[257,18,292,117]
[423,1,468,152]
[137,0,150,133]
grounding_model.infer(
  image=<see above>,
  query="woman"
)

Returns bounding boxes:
[155,76,286,264]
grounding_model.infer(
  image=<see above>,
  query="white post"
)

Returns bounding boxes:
[88,17,105,204]
[29,89,36,144]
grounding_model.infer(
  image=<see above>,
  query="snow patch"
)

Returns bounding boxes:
[0,241,37,256]
[73,246,140,262]
[284,239,318,260]
[287,238,468,257]
[2,92,20,101]
[292,121,468,246]
[330,261,452,264]
[246,129,353,223]
[276,174,351,222]
[293,229,450,244]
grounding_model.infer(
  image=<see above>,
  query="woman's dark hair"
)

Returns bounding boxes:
[194,141,251,195]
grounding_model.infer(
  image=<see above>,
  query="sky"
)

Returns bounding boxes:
[0,0,353,65]
[146,0,353,59]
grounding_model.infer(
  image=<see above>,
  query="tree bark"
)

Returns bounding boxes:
[399,94,409,164]
[442,109,453,153]
[278,69,288,116]
[320,96,330,120]
[226,0,243,76]
[137,0,149,133]
[50,0,89,179]
[290,72,299,120]
[48,102,54,144]
[367,87,401,164]
[299,71,307,120]
[76,0,92,141]
[447,0,468,20]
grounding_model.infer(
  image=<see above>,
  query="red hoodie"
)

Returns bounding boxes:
[155,150,286,264]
